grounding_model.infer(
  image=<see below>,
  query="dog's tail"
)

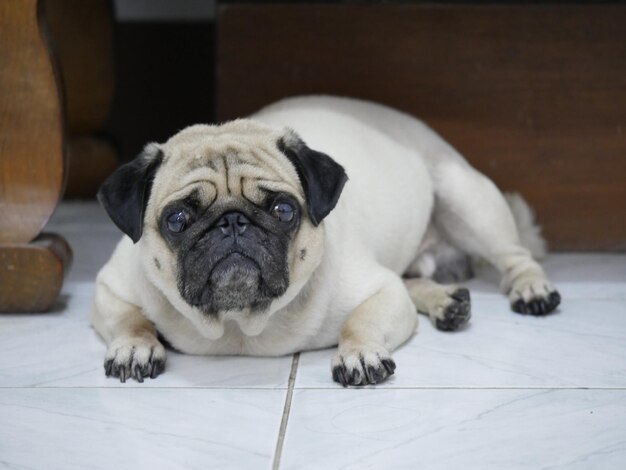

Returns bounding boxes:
[504,192,547,260]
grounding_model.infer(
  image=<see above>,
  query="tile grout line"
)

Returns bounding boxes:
[289,386,626,391]
[272,353,300,470]
[2,385,626,391]
[0,386,291,390]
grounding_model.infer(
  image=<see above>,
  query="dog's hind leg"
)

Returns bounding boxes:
[430,159,561,315]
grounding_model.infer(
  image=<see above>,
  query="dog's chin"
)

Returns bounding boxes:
[208,253,263,310]
[181,252,280,316]
[189,253,274,338]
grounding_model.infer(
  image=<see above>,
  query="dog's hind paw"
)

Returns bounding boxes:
[434,288,472,331]
[511,290,561,316]
[332,344,396,387]
[509,275,561,316]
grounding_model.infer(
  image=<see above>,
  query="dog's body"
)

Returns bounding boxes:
[92,96,561,385]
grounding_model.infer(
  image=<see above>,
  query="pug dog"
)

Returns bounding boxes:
[92,95,561,386]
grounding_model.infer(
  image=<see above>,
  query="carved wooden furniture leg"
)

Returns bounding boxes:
[0,0,72,312]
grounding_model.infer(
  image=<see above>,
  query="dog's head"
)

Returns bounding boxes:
[98,121,347,338]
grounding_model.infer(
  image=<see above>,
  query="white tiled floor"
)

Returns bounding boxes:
[1,202,625,469]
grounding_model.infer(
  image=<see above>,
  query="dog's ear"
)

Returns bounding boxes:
[277,131,348,226]
[97,144,163,243]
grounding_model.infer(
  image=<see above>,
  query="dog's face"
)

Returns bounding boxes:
[98,121,347,338]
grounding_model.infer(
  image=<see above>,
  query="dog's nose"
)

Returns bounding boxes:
[217,212,250,237]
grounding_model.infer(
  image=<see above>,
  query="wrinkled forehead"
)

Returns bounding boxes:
[150,122,303,209]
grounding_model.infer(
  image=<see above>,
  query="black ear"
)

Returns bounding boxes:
[97,145,163,243]
[277,132,348,226]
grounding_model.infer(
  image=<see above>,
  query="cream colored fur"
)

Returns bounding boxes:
[92,95,559,385]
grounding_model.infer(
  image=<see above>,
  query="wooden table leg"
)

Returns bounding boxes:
[0,0,71,312]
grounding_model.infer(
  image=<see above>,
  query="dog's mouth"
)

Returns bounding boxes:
[208,252,262,296]
[180,248,286,317]
[179,251,276,338]
[210,252,260,277]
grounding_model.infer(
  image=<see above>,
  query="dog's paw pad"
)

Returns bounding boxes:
[332,346,396,387]
[512,290,561,316]
[104,338,166,383]
[434,288,471,332]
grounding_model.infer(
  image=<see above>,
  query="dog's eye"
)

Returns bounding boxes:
[270,202,295,222]
[166,210,192,233]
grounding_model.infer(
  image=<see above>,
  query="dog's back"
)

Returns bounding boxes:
[254,95,435,274]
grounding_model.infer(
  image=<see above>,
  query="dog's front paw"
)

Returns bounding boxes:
[332,344,396,387]
[104,337,166,383]
[509,276,561,316]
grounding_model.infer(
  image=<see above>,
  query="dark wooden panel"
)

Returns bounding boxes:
[106,22,215,163]
[43,0,114,134]
[65,136,118,198]
[217,4,626,251]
